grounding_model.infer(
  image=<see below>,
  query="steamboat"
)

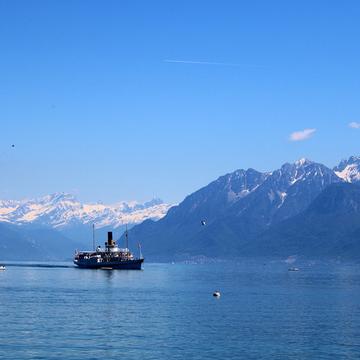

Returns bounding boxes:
[74,229,144,270]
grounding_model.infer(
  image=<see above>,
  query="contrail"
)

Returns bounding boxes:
[163,59,264,67]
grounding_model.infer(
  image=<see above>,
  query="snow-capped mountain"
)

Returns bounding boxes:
[0,193,172,229]
[2,156,360,260]
[265,158,342,223]
[125,157,354,259]
[334,156,360,183]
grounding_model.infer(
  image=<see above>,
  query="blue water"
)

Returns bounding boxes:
[0,260,360,359]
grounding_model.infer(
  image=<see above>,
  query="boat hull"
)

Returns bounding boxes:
[74,258,144,270]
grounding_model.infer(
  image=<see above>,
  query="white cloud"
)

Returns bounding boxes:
[349,122,360,129]
[289,128,316,142]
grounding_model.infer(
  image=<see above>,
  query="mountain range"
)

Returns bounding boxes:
[125,156,360,260]
[1,156,360,261]
[0,195,171,260]
[0,194,171,228]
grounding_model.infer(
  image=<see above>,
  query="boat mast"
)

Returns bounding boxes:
[92,223,95,251]
[125,224,129,249]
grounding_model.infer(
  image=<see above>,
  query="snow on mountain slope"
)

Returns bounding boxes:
[334,156,360,183]
[0,193,172,229]
[335,164,360,182]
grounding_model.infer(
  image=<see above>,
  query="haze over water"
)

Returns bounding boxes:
[0,261,359,359]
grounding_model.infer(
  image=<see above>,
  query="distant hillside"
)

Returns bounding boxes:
[0,222,81,261]
[250,183,360,258]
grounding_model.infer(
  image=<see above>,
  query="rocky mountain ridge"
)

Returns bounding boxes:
[125,156,360,259]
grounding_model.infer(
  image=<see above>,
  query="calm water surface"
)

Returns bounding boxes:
[0,260,360,359]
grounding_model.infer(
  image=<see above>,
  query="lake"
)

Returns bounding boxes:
[0,260,359,359]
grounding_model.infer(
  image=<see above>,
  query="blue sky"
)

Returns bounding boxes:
[1,0,360,203]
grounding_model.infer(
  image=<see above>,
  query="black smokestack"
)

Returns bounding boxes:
[107,232,113,246]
